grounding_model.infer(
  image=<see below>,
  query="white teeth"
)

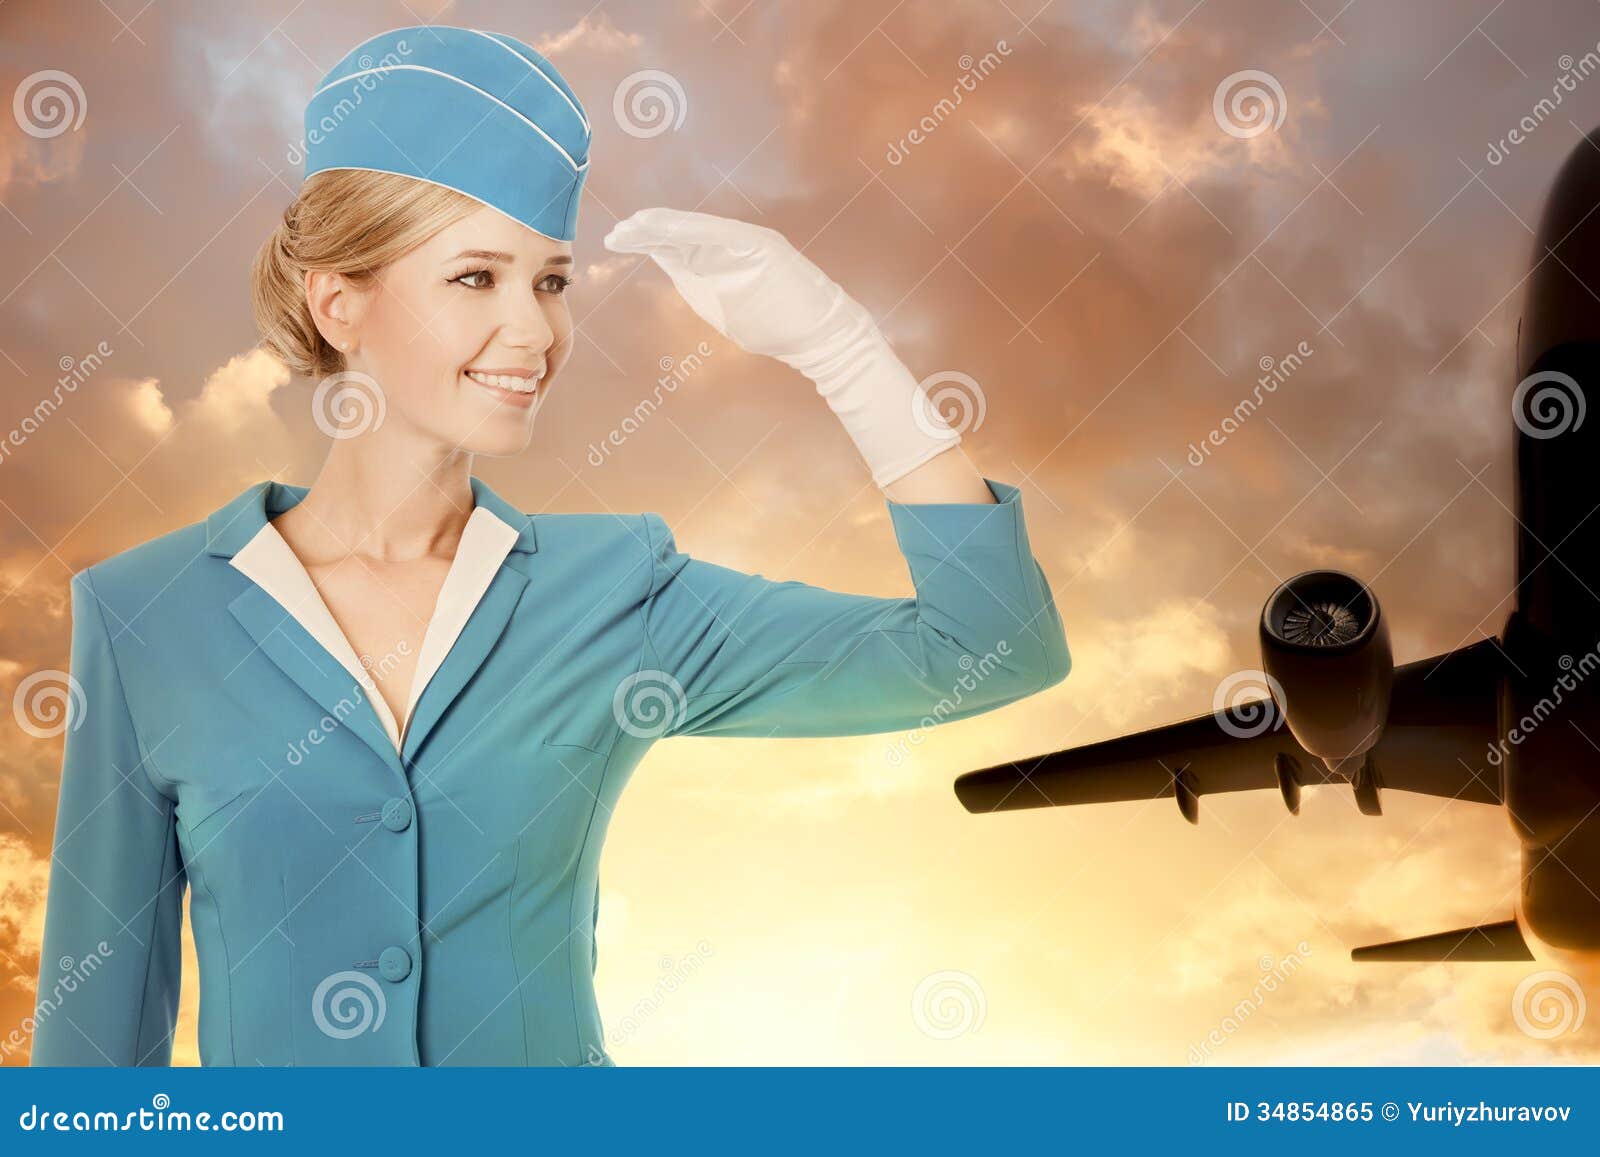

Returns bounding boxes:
[466,370,538,393]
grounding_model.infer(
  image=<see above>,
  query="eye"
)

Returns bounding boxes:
[539,273,575,295]
[449,267,495,289]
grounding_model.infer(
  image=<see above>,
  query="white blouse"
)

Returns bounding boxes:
[227,504,522,752]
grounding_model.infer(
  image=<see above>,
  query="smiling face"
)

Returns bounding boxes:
[316,205,576,456]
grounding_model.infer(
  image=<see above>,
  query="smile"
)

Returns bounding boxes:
[465,369,541,404]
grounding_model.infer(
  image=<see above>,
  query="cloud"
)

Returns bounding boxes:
[183,347,291,434]
[534,11,642,57]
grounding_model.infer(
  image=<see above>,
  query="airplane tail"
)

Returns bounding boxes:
[1350,917,1532,962]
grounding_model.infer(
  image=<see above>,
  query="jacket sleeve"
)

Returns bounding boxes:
[638,477,1070,739]
[30,568,185,1067]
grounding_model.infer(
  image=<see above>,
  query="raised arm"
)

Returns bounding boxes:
[607,206,1071,740]
[638,476,1069,739]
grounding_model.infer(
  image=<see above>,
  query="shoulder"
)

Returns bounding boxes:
[522,509,681,607]
[524,508,676,558]
[73,516,212,611]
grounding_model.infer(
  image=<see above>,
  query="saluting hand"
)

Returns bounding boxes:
[602,207,871,375]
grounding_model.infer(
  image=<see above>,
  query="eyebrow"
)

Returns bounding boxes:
[447,248,573,265]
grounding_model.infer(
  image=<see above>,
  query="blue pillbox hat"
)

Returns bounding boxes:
[302,26,591,241]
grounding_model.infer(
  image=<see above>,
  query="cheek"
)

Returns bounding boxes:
[373,287,487,363]
[547,300,575,369]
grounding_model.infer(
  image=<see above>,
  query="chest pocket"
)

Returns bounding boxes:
[176,784,254,839]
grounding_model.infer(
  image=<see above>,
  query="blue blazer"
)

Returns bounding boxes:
[30,474,1069,1066]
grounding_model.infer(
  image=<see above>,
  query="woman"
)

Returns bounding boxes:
[29,25,1069,1067]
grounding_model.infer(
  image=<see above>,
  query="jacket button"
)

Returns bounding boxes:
[378,946,412,982]
[380,797,413,832]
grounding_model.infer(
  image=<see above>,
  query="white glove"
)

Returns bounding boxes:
[602,207,961,488]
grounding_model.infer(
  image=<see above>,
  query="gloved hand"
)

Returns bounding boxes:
[603,207,961,488]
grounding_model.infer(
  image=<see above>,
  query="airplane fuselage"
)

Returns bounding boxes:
[1500,129,1600,951]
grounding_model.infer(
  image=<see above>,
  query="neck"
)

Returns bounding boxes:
[282,433,476,565]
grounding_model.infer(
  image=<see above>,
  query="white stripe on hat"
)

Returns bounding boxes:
[312,64,589,172]
[465,27,592,136]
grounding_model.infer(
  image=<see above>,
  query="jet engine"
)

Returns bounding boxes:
[1259,569,1395,813]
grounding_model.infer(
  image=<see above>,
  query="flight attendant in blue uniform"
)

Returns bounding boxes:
[29,25,1071,1066]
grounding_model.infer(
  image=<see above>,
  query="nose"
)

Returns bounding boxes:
[500,287,557,357]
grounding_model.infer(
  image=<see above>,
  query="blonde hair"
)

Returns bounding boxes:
[251,170,484,378]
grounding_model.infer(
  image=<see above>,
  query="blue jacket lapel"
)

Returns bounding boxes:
[401,563,530,766]
[227,582,407,781]
[209,473,541,779]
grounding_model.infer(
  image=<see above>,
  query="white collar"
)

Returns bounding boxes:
[228,504,521,751]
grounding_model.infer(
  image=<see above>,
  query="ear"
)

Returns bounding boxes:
[304,268,370,352]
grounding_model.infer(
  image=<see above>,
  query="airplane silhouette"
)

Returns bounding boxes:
[955,128,1600,965]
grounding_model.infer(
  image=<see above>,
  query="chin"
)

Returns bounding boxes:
[455,420,537,458]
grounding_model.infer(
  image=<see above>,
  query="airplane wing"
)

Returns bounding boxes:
[954,637,1505,821]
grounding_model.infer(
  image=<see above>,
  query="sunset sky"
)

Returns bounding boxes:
[4,0,1600,1065]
